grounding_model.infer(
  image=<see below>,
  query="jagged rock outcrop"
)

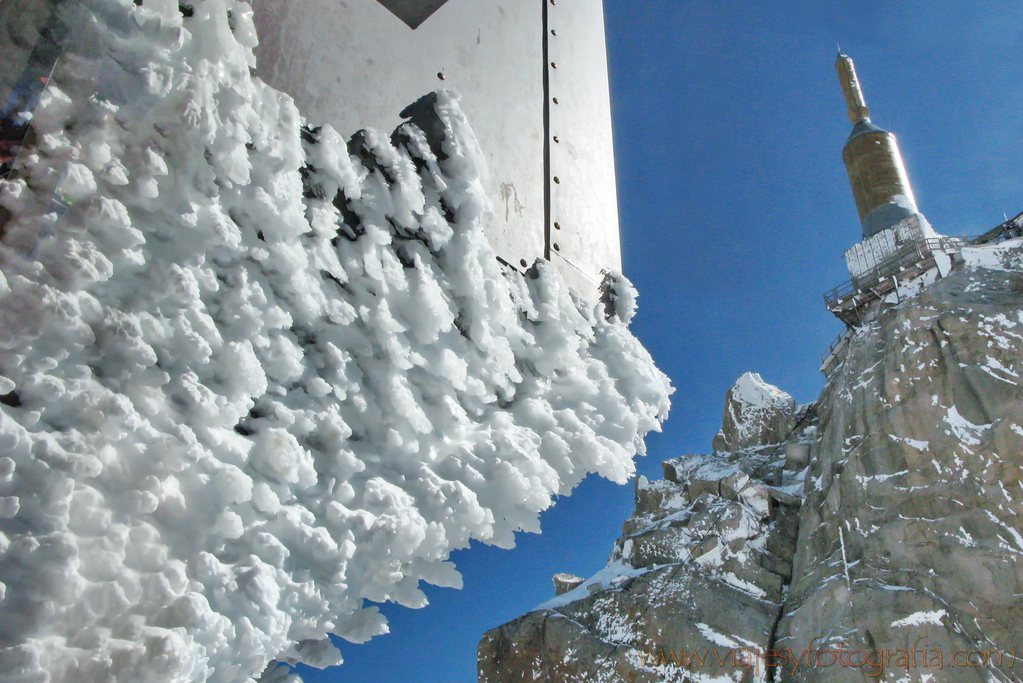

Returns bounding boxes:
[479,377,814,683]
[479,242,1023,683]
[713,372,797,453]
[552,574,585,596]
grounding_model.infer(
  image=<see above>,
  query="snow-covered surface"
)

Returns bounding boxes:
[890,610,946,628]
[534,560,651,611]
[600,270,638,324]
[0,1,671,681]
[961,237,1023,270]
[664,452,740,486]
[729,372,790,410]
[942,406,991,447]
[551,444,805,612]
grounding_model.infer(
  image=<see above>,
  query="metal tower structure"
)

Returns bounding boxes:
[250,0,622,297]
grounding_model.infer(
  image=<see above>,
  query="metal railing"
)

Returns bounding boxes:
[968,209,1023,246]
[819,328,853,375]
[821,329,849,364]
[824,209,1023,314]
[820,210,1023,356]
[824,237,964,307]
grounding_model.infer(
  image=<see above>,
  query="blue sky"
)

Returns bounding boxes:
[300,2,1023,681]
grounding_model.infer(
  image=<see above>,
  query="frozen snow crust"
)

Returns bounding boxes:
[0,1,671,681]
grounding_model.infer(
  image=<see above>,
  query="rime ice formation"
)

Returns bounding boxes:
[0,1,671,682]
[480,241,1023,683]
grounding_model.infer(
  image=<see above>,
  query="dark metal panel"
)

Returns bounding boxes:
[375,0,451,29]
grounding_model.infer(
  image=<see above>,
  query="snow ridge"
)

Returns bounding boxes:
[730,372,791,410]
[0,2,671,681]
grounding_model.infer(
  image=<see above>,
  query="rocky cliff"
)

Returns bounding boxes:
[478,241,1023,682]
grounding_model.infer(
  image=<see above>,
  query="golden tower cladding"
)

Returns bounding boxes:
[836,52,921,238]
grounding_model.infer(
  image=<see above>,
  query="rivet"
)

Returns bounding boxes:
[553,243,561,251]
[550,62,557,69]
[553,176,560,184]
[554,222,561,230]
[552,97,558,104]
[520,259,528,268]
[437,72,445,80]
[553,136,559,143]
[551,29,557,36]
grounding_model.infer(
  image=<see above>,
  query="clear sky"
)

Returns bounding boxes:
[298,2,1023,681]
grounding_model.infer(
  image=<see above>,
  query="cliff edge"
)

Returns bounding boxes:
[778,241,1023,682]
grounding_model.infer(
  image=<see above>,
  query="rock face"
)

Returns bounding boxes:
[478,242,1023,683]
[778,244,1023,683]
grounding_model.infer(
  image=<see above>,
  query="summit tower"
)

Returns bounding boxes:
[832,53,946,295]
[823,53,961,331]
[836,51,925,239]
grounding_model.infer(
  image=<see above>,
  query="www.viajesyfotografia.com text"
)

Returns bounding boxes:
[639,637,1015,677]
